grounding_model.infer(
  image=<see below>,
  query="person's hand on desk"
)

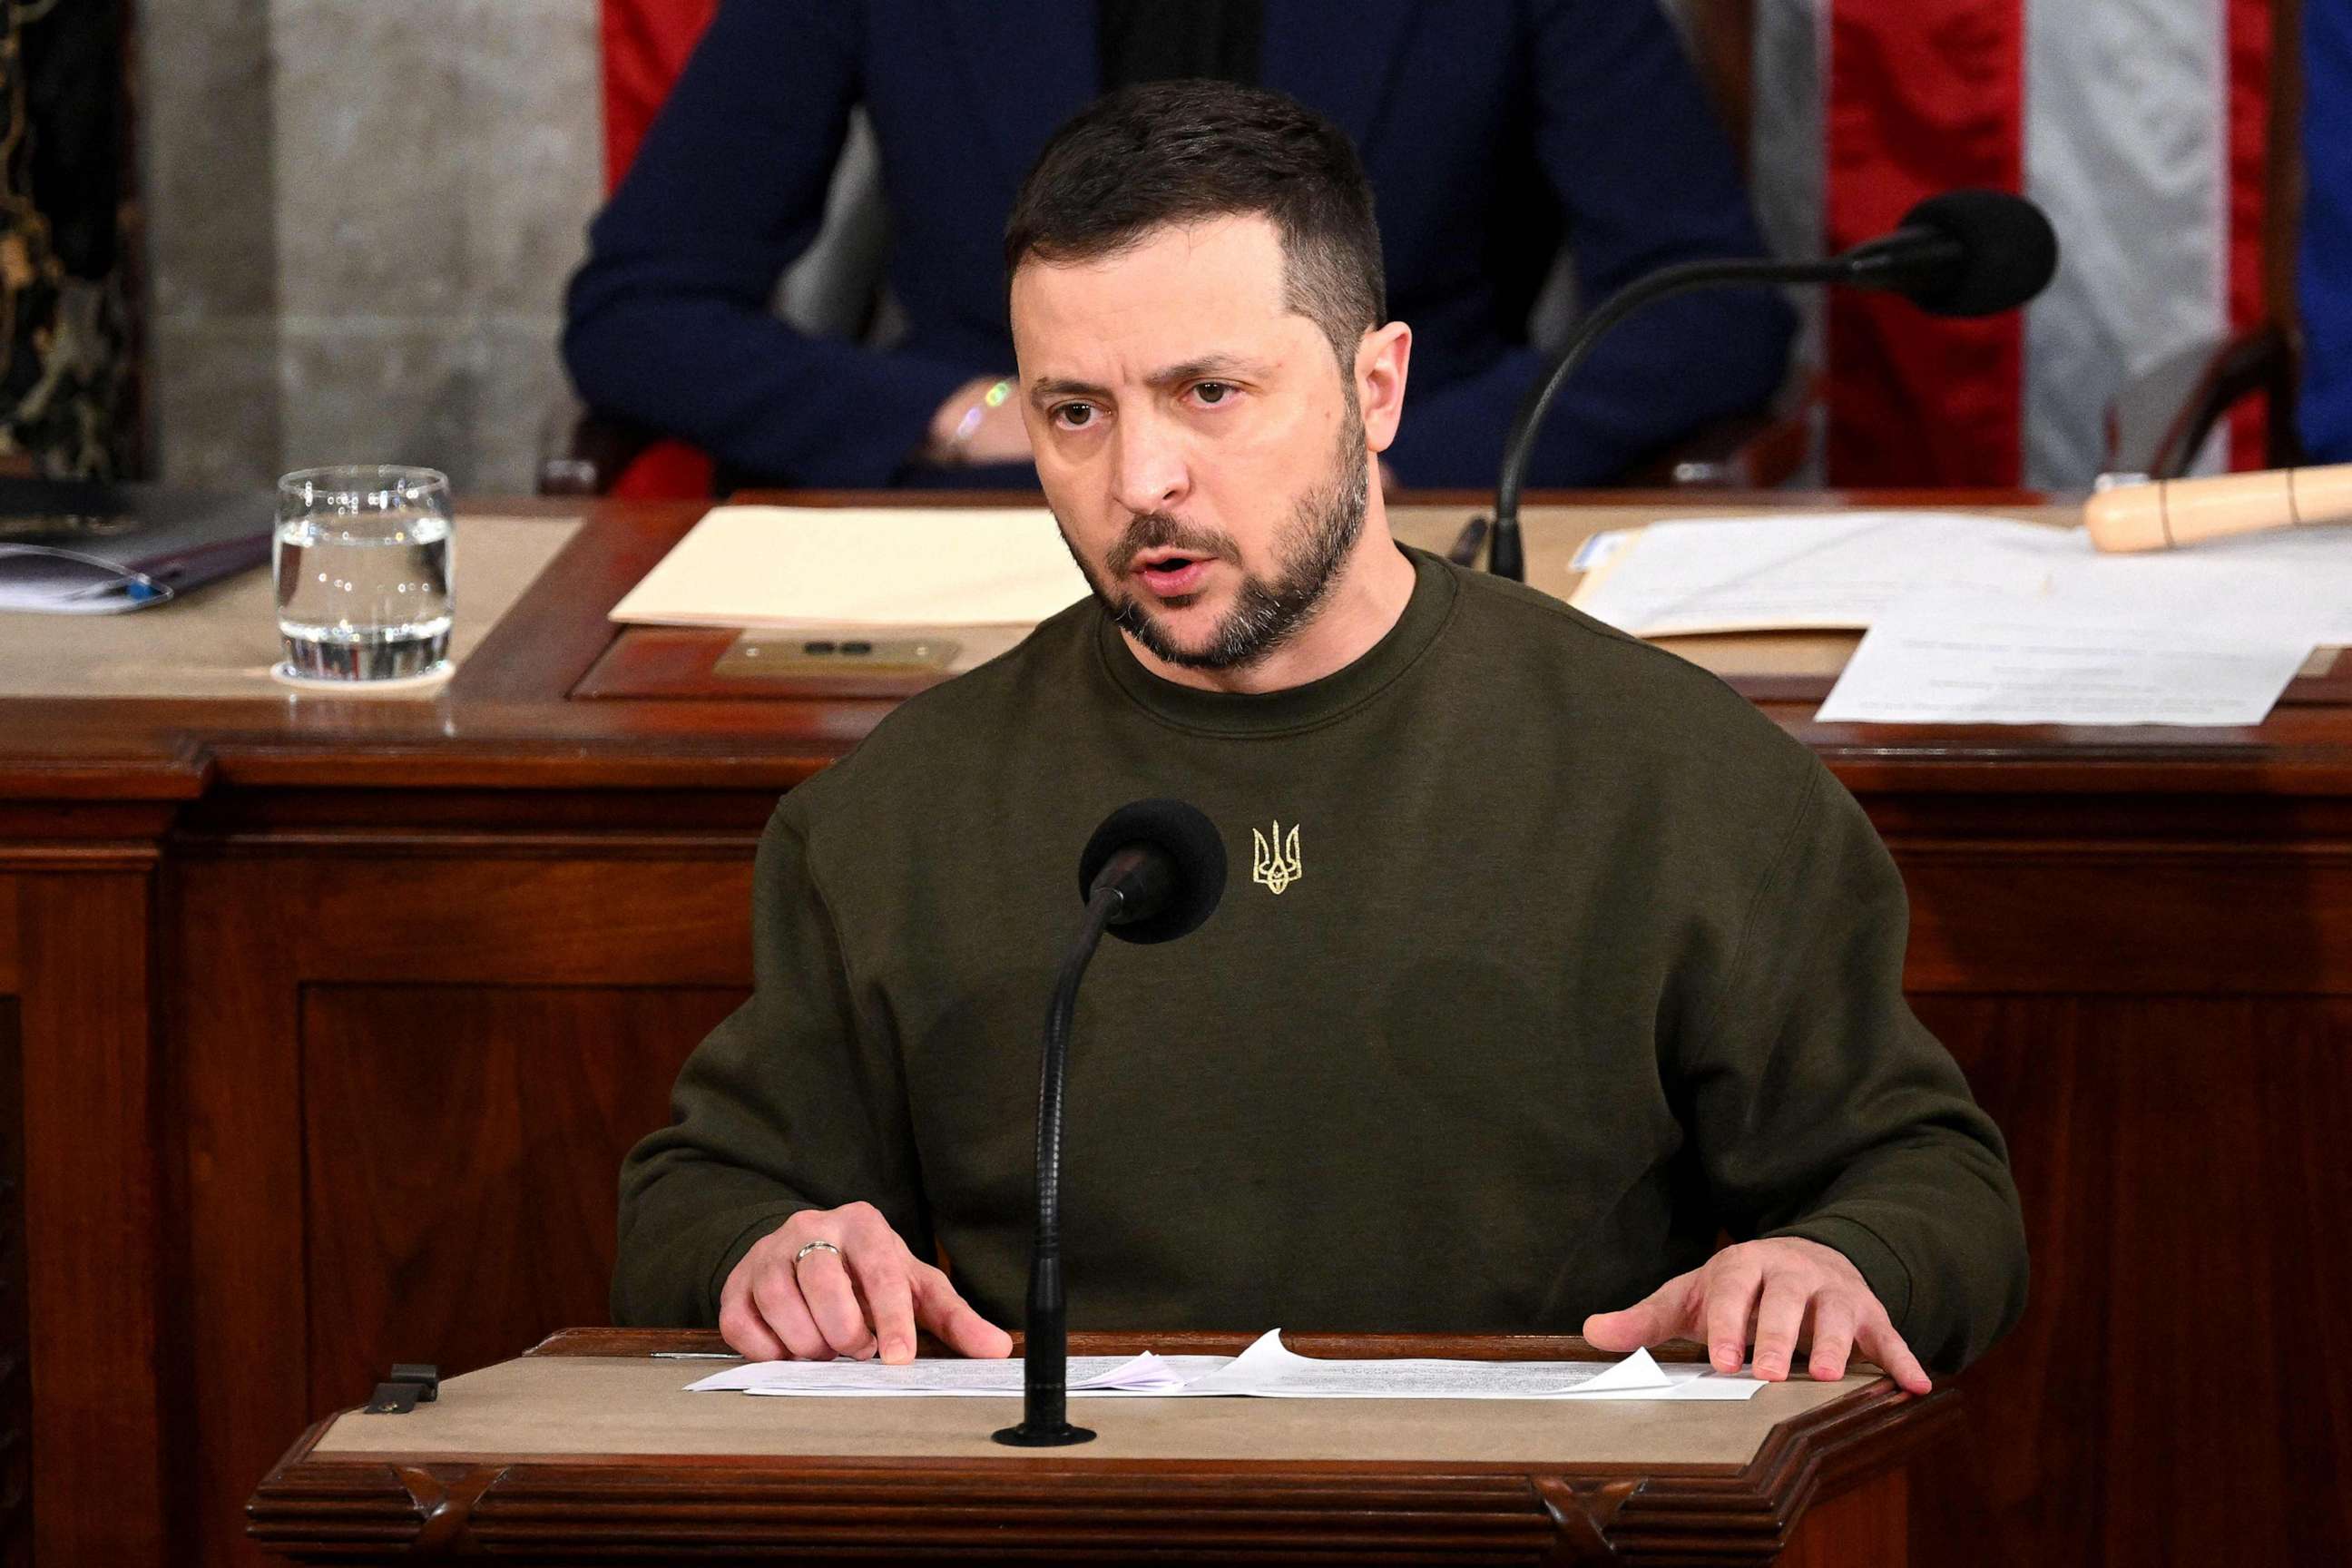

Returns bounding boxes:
[1581,1235,1932,1396]
[920,375,1035,468]
[719,1201,1014,1365]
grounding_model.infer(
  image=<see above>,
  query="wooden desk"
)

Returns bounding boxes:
[2,490,2347,1567]
[248,1328,1946,1564]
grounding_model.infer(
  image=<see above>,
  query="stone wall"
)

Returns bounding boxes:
[142,0,602,493]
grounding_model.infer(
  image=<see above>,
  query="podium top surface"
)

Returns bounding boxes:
[309,1336,1873,1471]
[312,1335,1881,1475]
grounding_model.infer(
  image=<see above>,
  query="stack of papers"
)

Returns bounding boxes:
[684,1329,1768,1402]
[1569,511,2352,726]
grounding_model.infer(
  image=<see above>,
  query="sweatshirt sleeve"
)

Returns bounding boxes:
[1671,762,2030,1371]
[613,804,929,1326]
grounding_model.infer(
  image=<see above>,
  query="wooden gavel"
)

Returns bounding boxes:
[2084,462,2352,552]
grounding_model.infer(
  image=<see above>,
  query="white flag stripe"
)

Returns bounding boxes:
[2022,0,2232,487]
[1749,0,1833,483]
[1738,0,2257,488]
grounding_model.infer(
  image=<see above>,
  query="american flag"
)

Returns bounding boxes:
[1740,0,2283,487]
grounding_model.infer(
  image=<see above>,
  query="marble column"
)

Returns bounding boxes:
[143,0,602,493]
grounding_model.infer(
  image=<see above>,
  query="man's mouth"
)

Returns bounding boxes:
[1132,550,1214,599]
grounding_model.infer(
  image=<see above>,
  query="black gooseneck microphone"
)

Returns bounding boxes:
[993,799,1227,1447]
[1485,189,2061,581]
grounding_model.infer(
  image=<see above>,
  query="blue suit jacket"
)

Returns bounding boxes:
[2301,0,2350,463]
[564,0,1795,490]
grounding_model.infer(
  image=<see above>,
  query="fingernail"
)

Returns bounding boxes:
[1714,1346,1742,1371]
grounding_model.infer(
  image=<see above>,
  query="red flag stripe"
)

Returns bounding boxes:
[602,0,720,189]
[599,1,722,497]
[2225,0,2275,469]
[1822,0,2027,486]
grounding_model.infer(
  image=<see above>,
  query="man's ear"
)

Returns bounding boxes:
[1354,321,1412,455]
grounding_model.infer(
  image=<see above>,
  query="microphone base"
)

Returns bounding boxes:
[992,1421,1097,1447]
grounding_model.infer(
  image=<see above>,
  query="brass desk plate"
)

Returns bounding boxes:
[714,632,960,680]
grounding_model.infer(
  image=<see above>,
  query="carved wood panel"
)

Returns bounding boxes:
[179,848,756,1568]
[11,868,163,1566]
[299,984,739,1417]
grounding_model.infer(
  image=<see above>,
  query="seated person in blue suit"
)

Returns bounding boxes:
[2302,0,2350,463]
[563,0,1795,491]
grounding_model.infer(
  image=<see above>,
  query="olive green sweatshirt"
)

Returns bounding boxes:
[616,545,2028,1369]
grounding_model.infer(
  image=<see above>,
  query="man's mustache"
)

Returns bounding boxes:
[1106,512,1243,575]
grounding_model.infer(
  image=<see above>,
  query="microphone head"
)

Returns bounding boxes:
[1895,190,2059,317]
[1077,799,1227,945]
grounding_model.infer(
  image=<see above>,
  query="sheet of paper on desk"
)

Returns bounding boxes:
[1181,1330,1685,1399]
[691,1331,1763,1401]
[1563,1362,1773,1400]
[608,505,1089,630]
[1566,512,2063,635]
[1816,586,2325,726]
[2031,524,2352,645]
[692,1351,1200,1397]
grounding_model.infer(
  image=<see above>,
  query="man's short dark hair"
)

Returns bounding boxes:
[1004,80,1386,377]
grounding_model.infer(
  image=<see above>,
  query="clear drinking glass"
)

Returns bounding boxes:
[273,466,455,681]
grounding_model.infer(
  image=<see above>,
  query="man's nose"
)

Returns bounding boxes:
[1108,407,1189,514]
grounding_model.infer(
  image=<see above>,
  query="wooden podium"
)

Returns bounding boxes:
[249,1329,1952,1565]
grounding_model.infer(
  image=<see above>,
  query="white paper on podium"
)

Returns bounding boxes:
[1173,1329,1676,1399]
[688,1329,1765,1401]
[1563,1362,1772,1400]
[687,1350,1197,1397]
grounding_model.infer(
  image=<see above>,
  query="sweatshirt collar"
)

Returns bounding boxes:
[1093,544,1458,737]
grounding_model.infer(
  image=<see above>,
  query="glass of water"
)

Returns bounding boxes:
[274,466,455,681]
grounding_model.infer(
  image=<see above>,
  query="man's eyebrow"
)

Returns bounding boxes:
[1145,354,1273,387]
[1027,354,1275,404]
[1027,376,1106,405]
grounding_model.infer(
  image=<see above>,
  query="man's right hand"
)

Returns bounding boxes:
[717,1201,1014,1365]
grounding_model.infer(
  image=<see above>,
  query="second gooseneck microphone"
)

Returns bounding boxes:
[1485,189,2061,581]
[993,799,1226,1448]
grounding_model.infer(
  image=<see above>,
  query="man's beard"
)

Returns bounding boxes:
[1059,406,1372,673]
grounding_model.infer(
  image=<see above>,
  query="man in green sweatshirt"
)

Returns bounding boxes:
[615,81,2028,1395]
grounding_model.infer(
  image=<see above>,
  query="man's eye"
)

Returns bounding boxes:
[1054,403,1096,428]
[1193,382,1237,406]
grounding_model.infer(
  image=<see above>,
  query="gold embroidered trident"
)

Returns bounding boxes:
[1251,821,1302,895]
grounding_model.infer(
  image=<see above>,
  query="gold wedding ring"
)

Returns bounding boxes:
[792,1239,844,1268]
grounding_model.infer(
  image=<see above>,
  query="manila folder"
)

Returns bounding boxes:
[609,505,1091,630]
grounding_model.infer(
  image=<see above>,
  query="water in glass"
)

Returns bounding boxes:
[274,510,454,679]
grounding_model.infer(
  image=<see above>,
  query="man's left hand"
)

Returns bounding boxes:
[1580,1236,1931,1395]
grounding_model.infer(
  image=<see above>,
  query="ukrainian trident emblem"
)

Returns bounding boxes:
[1251,821,1302,895]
